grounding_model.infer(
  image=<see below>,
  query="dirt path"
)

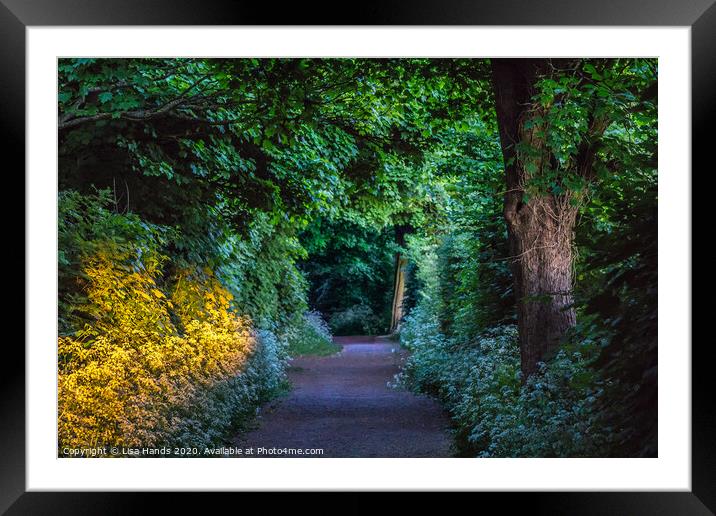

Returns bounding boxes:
[232,336,453,457]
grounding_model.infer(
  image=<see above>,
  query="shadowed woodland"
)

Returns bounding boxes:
[58,58,657,457]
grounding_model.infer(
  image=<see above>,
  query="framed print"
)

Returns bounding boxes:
[3,0,711,512]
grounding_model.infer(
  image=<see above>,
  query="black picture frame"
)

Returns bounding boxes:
[3,1,710,513]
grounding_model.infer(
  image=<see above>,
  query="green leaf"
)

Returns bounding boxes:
[98,92,113,104]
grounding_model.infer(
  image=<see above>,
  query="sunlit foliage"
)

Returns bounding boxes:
[58,232,290,451]
[58,191,290,452]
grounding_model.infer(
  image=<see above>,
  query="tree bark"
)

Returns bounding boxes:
[390,224,412,334]
[390,252,407,333]
[508,196,577,377]
[491,59,579,378]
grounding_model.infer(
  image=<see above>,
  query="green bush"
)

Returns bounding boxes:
[300,218,395,336]
[58,189,294,451]
[287,310,340,357]
[399,309,611,457]
[328,303,386,336]
[397,232,613,457]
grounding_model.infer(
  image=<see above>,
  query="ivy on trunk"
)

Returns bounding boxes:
[492,59,611,378]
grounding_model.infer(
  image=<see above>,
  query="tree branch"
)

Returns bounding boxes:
[58,75,215,131]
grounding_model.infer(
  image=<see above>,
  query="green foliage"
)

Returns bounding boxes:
[58,58,490,234]
[58,189,173,335]
[215,213,309,334]
[398,315,610,457]
[57,191,290,451]
[58,57,657,457]
[571,149,658,457]
[300,217,396,335]
[58,188,297,449]
[567,58,658,457]
[286,311,340,357]
[518,58,657,201]
[398,58,657,458]
[398,237,611,457]
[328,304,388,336]
[402,115,515,340]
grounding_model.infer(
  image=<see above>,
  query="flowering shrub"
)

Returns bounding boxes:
[396,224,615,457]
[304,310,332,339]
[285,310,338,357]
[398,304,611,457]
[58,242,287,453]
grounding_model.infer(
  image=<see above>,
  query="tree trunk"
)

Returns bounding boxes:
[390,252,407,333]
[508,196,577,377]
[491,58,579,379]
[390,224,412,334]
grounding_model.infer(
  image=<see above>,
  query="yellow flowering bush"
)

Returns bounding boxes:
[58,242,286,453]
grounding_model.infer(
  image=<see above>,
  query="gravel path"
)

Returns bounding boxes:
[232,336,453,457]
